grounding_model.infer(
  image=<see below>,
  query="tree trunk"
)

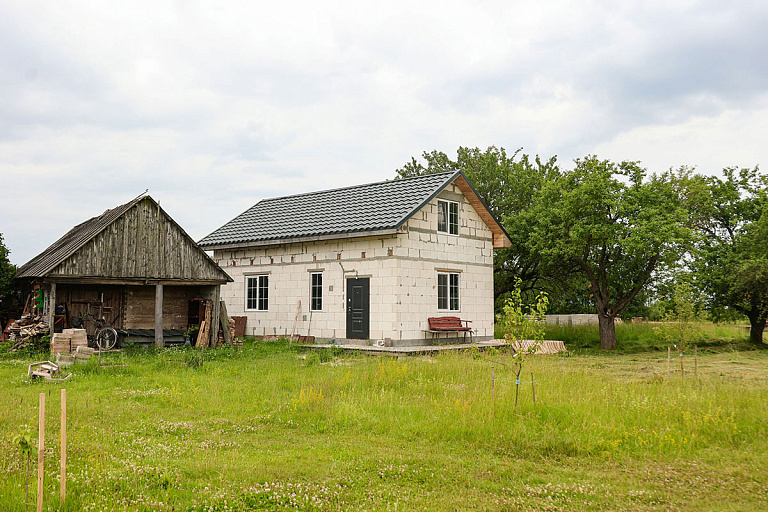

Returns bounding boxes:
[749,317,766,346]
[598,313,617,350]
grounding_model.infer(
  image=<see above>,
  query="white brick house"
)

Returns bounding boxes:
[198,171,511,346]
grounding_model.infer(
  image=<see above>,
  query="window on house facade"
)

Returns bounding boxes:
[310,272,323,311]
[246,275,269,311]
[437,272,460,311]
[437,199,459,235]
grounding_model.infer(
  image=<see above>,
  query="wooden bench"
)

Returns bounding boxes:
[425,316,474,343]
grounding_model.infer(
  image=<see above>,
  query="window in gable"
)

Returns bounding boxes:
[437,199,459,235]
[246,275,269,311]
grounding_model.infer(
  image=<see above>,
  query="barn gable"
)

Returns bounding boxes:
[17,195,230,284]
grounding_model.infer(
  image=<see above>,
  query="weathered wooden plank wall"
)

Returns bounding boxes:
[50,198,226,282]
[124,285,202,330]
[57,284,125,335]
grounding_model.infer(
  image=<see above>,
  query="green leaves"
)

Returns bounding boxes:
[693,167,768,343]
[11,425,34,455]
[0,233,16,298]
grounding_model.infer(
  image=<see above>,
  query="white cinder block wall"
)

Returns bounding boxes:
[214,184,496,345]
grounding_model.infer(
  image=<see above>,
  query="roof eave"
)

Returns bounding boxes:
[200,228,402,251]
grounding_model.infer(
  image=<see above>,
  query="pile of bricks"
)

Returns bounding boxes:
[51,328,88,355]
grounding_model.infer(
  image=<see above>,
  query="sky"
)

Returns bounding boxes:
[1,0,767,265]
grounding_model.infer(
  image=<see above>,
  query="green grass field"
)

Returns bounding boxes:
[1,338,767,511]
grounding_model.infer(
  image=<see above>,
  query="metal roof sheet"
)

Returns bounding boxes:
[198,171,462,247]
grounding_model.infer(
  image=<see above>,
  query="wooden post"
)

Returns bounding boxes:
[694,345,698,380]
[47,283,56,335]
[210,287,221,347]
[37,393,45,512]
[667,346,671,379]
[531,372,536,405]
[680,350,684,380]
[155,284,164,348]
[491,366,495,418]
[60,389,66,505]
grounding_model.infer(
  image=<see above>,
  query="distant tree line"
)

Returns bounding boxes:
[0,233,19,332]
[396,147,768,349]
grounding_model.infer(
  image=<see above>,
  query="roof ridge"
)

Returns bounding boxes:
[258,171,457,204]
[198,171,464,248]
[15,194,147,278]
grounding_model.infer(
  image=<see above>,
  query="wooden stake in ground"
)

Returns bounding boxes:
[37,393,45,512]
[667,346,671,379]
[695,345,698,380]
[60,389,66,505]
[490,365,495,418]
[531,372,536,405]
[680,350,684,380]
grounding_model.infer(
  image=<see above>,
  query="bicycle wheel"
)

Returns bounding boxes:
[95,327,118,350]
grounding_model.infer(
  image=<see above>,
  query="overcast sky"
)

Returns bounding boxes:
[1,0,767,265]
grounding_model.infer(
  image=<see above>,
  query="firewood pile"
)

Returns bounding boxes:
[215,316,242,346]
[7,314,50,350]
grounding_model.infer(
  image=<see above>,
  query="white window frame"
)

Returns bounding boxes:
[437,199,459,236]
[437,272,460,311]
[245,274,269,311]
[310,272,323,312]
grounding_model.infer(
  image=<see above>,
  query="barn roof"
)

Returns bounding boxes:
[16,195,231,283]
[16,197,144,279]
[198,171,511,249]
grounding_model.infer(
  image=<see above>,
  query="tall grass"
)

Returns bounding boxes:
[0,340,766,511]
[496,320,753,352]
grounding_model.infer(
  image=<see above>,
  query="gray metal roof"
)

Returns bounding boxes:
[16,196,144,279]
[198,171,462,248]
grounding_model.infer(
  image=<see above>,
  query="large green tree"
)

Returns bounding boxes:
[396,146,560,306]
[0,233,18,328]
[530,157,691,349]
[694,168,768,345]
[0,233,15,298]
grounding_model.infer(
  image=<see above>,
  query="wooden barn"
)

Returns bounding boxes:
[14,194,232,347]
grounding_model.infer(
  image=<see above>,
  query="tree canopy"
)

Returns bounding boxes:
[693,168,768,345]
[529,157,692,349]
[0,233,15,298]
[398,147,766,349]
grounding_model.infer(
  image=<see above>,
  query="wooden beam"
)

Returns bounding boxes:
[210,287,221,347]
[453,175,512,249]
[154,284,163,348]
[219,300,233,344]
[44,276,230,286]
[48,282,56,335]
